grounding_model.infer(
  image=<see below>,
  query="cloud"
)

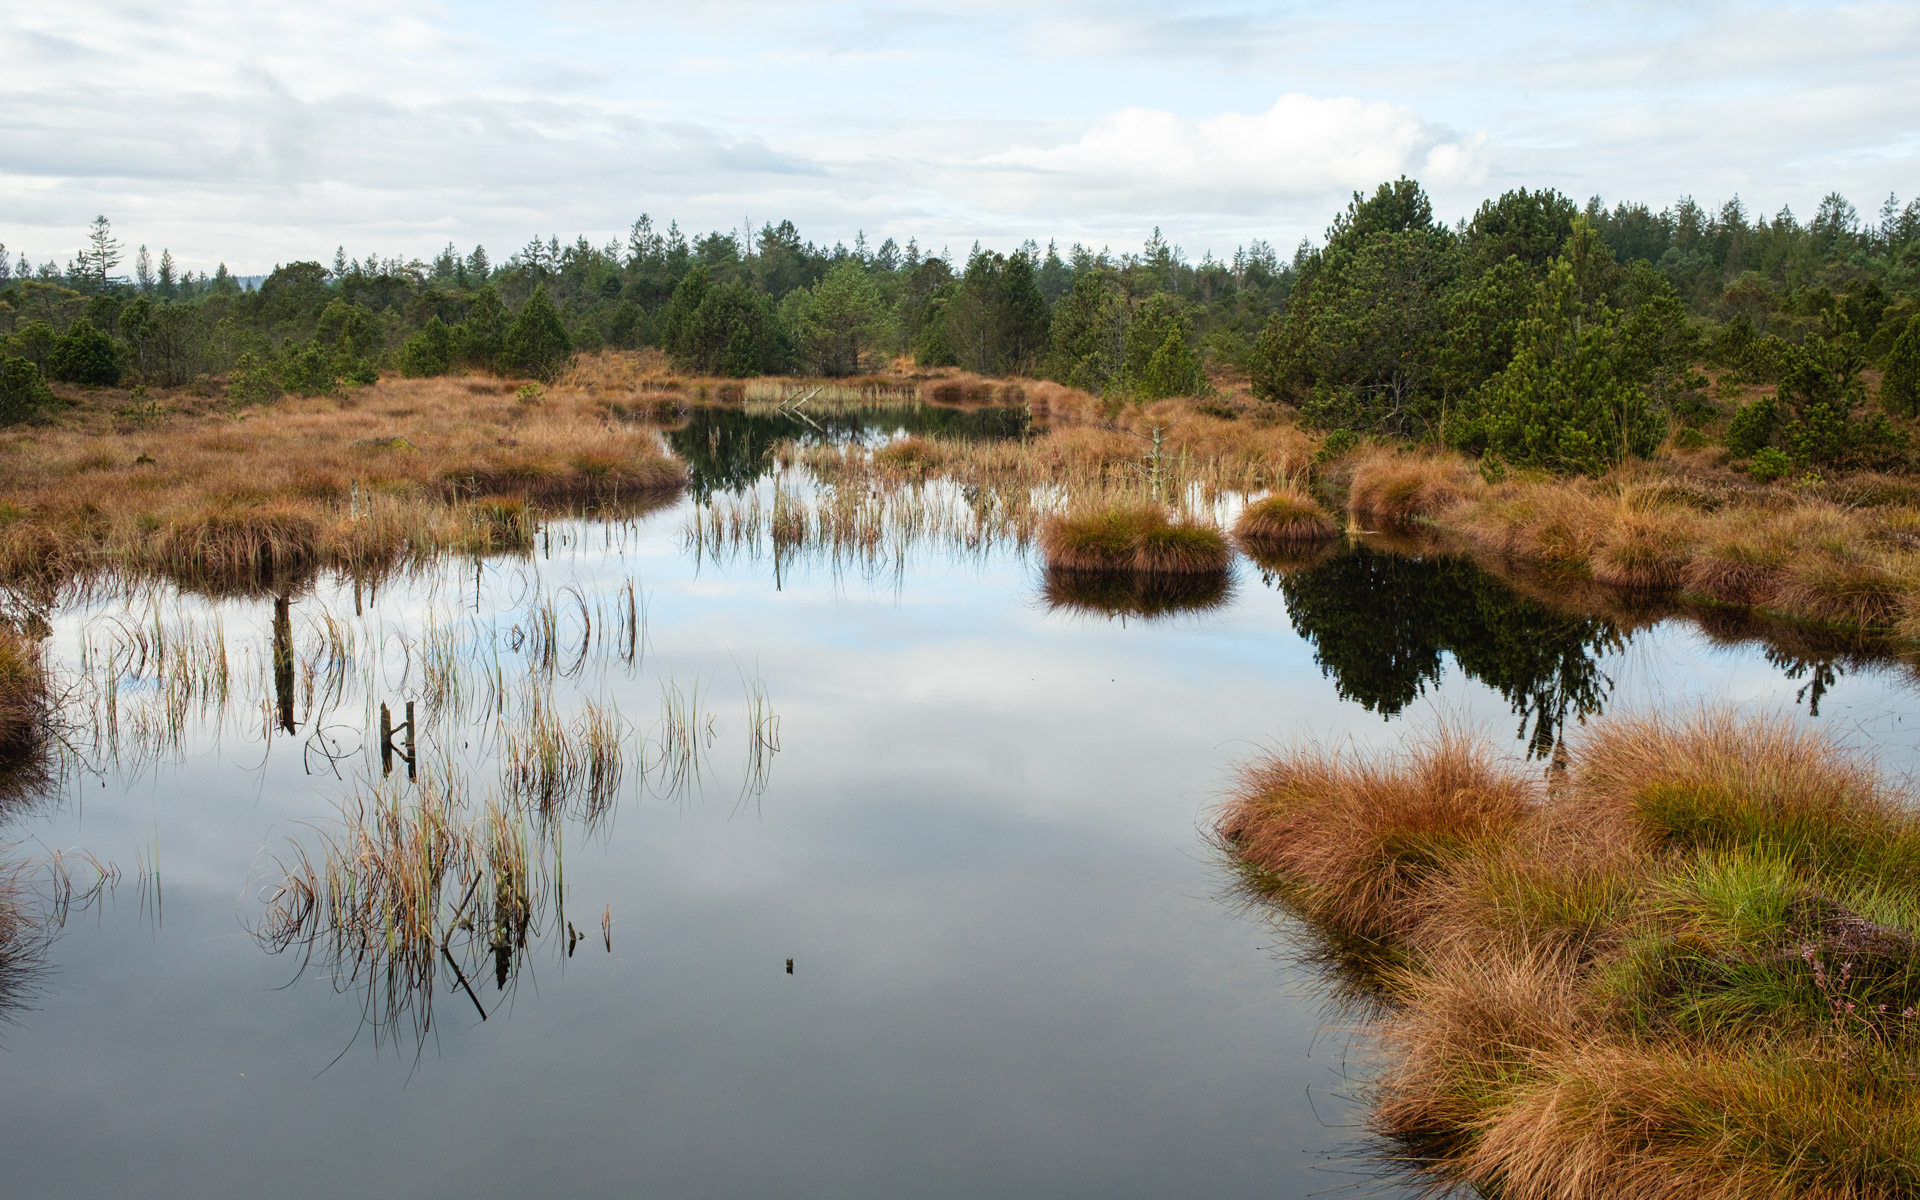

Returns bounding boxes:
[2,1,1918,269]
[983,95,1489,213]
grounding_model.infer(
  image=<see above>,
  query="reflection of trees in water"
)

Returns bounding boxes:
[667,405,1028,499]
[1690,608,1901,719]
[1275,546,1625,759]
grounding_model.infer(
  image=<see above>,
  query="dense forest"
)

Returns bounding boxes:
[5,181,1920,475]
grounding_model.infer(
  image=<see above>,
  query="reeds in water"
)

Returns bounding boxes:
[652,676,709,799]
[253,769,549,1043]
[501,689,625,826]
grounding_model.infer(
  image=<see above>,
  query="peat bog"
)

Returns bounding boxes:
[0,396,1918,1198]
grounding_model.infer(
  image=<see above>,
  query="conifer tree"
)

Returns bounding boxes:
[0,358,56,424]
[82,215,122,290]
[502,284,572,381]
[1882,314,1920,417]
[47,317,123,385]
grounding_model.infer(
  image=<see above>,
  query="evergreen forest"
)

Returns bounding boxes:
[7,180,1920,475]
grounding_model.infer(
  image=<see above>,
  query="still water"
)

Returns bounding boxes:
[3,408,1917,1198]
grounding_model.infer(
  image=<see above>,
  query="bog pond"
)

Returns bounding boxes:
[4,404,1920,1198]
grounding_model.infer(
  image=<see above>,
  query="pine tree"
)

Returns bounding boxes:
[48,317,123,386]
[458,285,509,370]
[501,284,572,382]
[721,322,758,378]
[1877,314,1920,417]
[0,358,56,424]
[1139,327,1208,399]
[135,246,154,292]
[401,317,455,378]
[157,249,177,299]
[82,215,122,289]
[1455,222,1663,473]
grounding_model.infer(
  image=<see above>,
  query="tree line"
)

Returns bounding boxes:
[4,184,1919,473]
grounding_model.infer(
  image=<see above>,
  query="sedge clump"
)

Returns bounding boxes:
[1039,506,1231,576]
[1218,709,1920,1200]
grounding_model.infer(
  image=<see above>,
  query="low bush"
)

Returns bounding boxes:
[0,357,56,425]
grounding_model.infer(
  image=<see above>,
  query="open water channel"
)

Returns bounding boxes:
[3,405,1918,1198]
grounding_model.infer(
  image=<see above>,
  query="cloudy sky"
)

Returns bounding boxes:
[4,1,1918,273]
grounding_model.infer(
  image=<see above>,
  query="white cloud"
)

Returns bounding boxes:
[987,95,1489,212]
[2,1,1918,269]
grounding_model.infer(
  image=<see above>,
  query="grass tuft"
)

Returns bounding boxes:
[1218,728,1536,941]
[1039,506,1231,576]
[1346,451,1475,526]
[1231,488,1338,546]
[1222,709,1920,1199]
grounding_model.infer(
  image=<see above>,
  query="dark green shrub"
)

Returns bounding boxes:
[279,342,338,396]
[1672,391,1718,427]
[1749,446,1791,483]
[0,357,56,424]
[227,351,279,406]
[3,320,56,369]
[1137,325,1208,399]
[1725,396,1779,458]
[1882,313,1920,417]
[1315,428,1360,463]
[314,299,383,360]
[47,317,122,385]
[400,317,454,378]
[501,284,572,382]
[457,285,509,371]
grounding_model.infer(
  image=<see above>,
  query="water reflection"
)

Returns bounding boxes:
[667,403,1029,498]
[1040,568,1233,620]
[1274,544,1624,758]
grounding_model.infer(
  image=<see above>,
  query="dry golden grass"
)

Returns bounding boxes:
[1220,710,1920,1200]
[1345,449,1476,526]
[1,372,684,588]
[0,626,47,754]
[1338,451,1920,635]
[1564,711,1920,879]
[1231,488,1339,545]
[1038,506,1232,576]
[1219,728,1537,941]
[26,350,1920,638]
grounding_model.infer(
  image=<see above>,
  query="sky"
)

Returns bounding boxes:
[3,0,1919,274]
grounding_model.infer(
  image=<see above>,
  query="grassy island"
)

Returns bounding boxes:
[1218,713,1920,1200]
